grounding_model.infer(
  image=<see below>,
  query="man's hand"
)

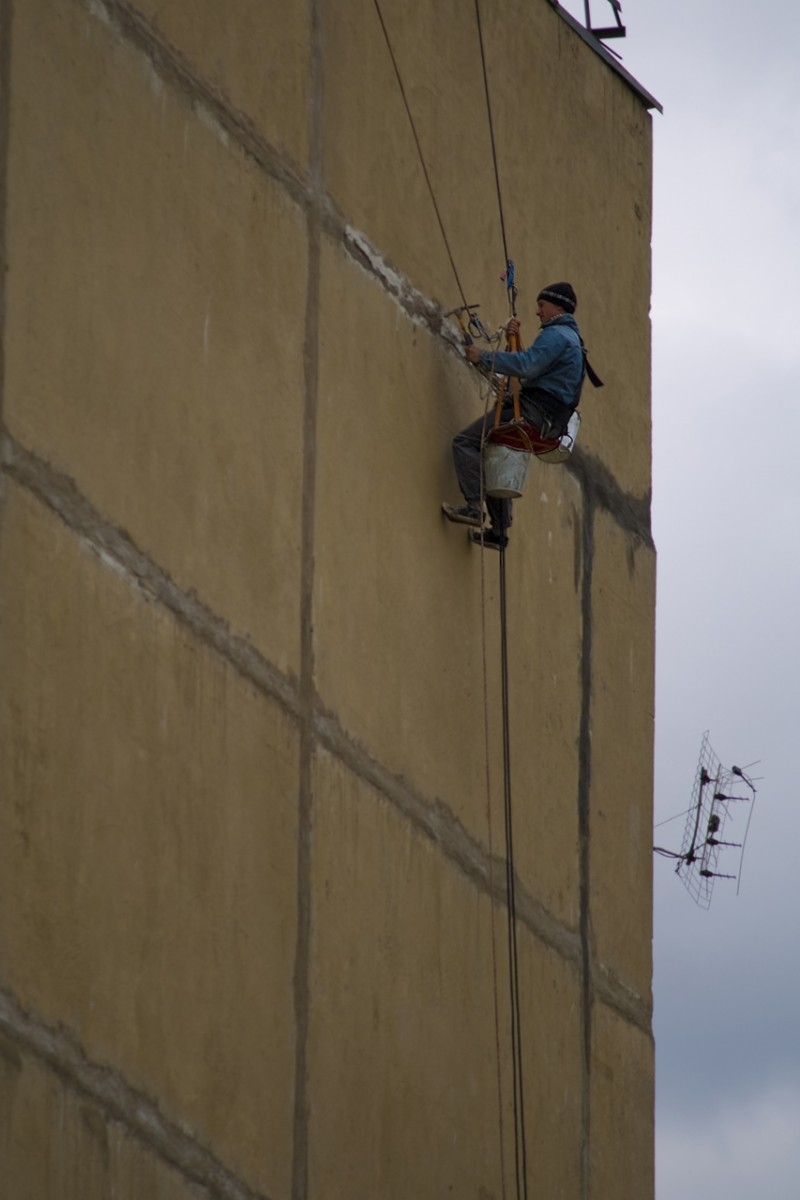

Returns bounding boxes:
[464,344,482,364]
[505,318,521,343]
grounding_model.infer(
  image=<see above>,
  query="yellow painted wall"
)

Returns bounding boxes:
[0,0,655,1196]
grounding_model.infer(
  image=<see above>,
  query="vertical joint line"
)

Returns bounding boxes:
[0,0,12,459]
[577,484,595,1200]
[0,0,12,607]
[291,3,324,1199]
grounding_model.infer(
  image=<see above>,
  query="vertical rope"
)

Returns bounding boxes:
[474,0,511,271]
[372,0,469,310]
[478,366,508,1200]
[499,546,529,1200]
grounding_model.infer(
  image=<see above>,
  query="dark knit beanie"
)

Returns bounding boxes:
[537,282,577,313]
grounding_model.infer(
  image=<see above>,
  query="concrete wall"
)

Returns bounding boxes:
[0,1,655,1197]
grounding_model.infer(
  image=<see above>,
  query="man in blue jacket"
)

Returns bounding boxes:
[442,282,585,550]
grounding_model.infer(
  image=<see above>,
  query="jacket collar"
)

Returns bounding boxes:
[542,313,578,329]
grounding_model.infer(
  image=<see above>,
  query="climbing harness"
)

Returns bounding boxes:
[483,329,584,500]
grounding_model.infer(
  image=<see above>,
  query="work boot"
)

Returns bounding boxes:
[441,502,484,528]
[470,528,508,551]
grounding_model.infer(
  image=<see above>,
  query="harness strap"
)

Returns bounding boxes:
[581,339,604,388]
[493,326,522,427]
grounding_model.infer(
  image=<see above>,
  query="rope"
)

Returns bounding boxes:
[478,334,530,1200]
[499,543,529,1200]
[482,338,532,1200]
[474,0,511,271]
[479,456,508,1200]
[372,0,469,310]
[477,332,529,1200]
[477,354,508,1200]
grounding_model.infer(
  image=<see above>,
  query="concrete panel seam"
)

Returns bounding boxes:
[0,987,271,1200]
[592,963,652,1033]
[1,435,301,719]
[338,221,462,345]
[576,482,595,1200]
[312,715,585,972]
[84,0,310,211]
[0,0,11,567]
[290,1,324,1196]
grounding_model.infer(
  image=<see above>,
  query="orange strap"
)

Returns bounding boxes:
[493,327,522,428]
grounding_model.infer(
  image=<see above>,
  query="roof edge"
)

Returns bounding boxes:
[549,1,663,113]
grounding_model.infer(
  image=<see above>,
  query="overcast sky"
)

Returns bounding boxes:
[557,2,800,1196]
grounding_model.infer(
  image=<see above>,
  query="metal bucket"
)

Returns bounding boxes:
[484,441,532,499]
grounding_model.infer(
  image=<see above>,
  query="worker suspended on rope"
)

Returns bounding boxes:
[443,282,598,550]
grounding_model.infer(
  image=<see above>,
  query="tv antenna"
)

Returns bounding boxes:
[654,731,759,909]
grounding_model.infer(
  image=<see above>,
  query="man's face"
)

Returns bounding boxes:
[537,298,565,324]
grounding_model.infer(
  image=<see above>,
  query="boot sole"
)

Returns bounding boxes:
[441,503,483,528]
[469,531,508,551]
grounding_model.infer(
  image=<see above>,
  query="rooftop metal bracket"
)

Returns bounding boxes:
[546,0,662,112]
[584,0,626,40]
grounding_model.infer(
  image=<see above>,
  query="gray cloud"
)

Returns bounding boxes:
[658,1082,800,1200]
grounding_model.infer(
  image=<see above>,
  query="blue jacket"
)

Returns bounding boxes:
[478,314,584,407]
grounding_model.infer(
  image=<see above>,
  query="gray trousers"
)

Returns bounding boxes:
[452,391,568,531]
